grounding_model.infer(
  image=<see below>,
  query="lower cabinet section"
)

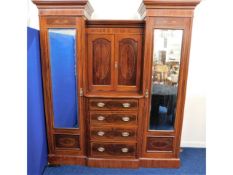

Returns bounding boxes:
[50,97,177,168]
[54,134,80,149]
[91,142,136,158]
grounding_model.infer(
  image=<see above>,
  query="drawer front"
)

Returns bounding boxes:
[54,134,80,149]
[147,137,173,152]
[89,99,138,111]
[91,142,136,157]
[90,112,137,126]
[90,127,136,141]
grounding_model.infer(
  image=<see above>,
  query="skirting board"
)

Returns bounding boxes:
[181,141,206,148]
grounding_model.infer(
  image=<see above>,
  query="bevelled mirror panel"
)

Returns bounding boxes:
[48,28,78,129]
[149,29,183,130]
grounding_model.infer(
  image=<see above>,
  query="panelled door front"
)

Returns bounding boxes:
[40,17,85,156]
[87,35,115,91]
[115,35,142,92]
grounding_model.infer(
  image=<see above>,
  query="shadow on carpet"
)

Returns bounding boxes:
[43,148,206,175]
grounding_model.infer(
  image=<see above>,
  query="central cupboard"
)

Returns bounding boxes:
[87,31,142,92]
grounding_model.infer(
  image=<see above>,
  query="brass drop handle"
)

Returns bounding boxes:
[97,102,105,108]
[122,103,131,108]
[97,116,105,121]
[122,116,130,122]
[97,147,105,152]
[121,132,130,137]
[121,147,129,153]
[97,131,105,136]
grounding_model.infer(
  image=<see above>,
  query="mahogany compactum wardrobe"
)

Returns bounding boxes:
[32,0,200,168]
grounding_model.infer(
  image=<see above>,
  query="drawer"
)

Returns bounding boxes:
[147,137,173,152]
[90,111,137,126]
[91,142,136,157]
[89,99,138,111]
[54,134,80,149]
[90,127,137,141]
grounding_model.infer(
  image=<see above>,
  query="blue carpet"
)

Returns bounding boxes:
[43,148,206,175]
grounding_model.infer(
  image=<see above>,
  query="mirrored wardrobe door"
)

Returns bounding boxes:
[149,29,183,131]
[48,28,79,129]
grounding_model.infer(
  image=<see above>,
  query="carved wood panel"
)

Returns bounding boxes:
[54,134,80,149]
[147,137,173,152]
[92,38,111,85]
[115,35,142,91]
[88,35,114,91]
[118,38,137,85]
[46,17,76,26]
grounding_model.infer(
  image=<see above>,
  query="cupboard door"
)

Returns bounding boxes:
[88,35,114,91]
[115,35,142,92]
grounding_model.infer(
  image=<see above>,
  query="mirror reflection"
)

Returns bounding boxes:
[149,29,183,130]
[48,28,78,128]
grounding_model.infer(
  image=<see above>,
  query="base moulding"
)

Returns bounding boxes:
[48,155,180,168]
